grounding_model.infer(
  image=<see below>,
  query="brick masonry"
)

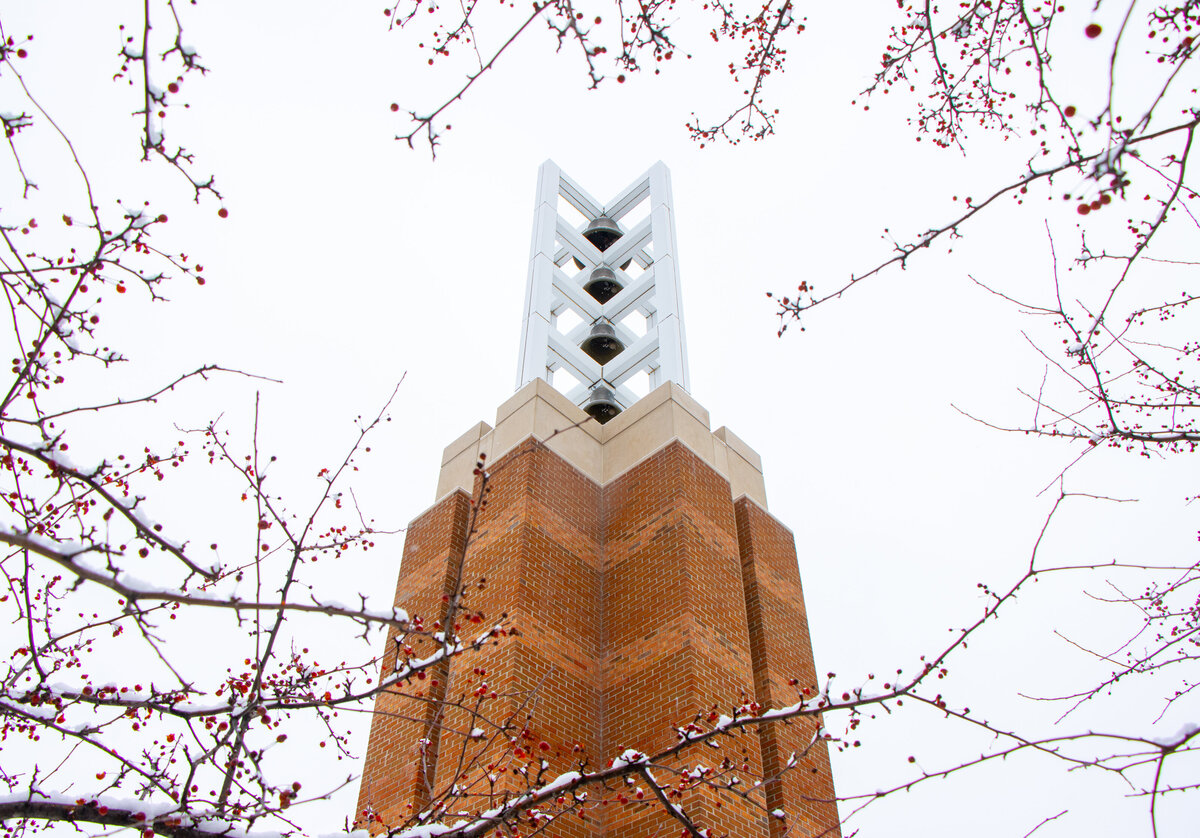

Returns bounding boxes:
[357,437,840,837]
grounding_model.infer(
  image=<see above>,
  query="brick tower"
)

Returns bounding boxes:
[357,163,840,838]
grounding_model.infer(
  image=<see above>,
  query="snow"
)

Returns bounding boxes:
[41,447,88,473]
[537,770,583,794]
[384,643,461,689]
[0,788,294,838]
[353,604,410,624]
[1150,721,1199,747]
[609,749,646,769]
[1091,142,1128,179]
[0,424,51,450]
[72,553,110,575]
[0,697,62,724]
[0,524,87,559]
[0,789,180,819]
[387,769,588,837]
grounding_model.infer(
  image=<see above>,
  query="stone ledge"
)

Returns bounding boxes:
[435,380,769,508]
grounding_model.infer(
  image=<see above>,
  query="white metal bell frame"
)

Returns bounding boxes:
[516,160,690,411]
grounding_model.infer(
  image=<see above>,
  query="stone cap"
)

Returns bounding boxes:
[436,379,769,508]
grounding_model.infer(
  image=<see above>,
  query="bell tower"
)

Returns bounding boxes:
[357,162,840,838]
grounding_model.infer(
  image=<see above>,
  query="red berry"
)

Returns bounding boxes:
[1077,204,1091,215]
[16,48,27,58]
[217,208,228,218]
[168,82,179,93]
[390,103,399,112]
[1064,105,1076,117]
[617,74,626,83]
[1085,23,1102,38]
[1100,193,1112,204]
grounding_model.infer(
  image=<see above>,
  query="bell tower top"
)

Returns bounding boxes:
[516,160,690,423]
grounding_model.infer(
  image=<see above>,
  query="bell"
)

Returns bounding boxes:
[572,216,632,271]
[583,385,621,424]
[582,216,623,252]
[580,320,625,365]
[584,266,623,304]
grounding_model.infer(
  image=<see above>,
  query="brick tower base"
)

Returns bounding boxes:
[357,381,840,838]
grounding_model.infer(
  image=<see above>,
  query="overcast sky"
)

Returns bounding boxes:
[3,1,1196,835]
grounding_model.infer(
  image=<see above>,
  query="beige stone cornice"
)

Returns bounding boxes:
[436,379,768,508]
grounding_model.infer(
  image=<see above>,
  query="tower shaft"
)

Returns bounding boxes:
[357,382,840,837]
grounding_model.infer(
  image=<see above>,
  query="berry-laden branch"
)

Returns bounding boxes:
[774,104,1200,462]
[389,0,810,156]
[772,4,1199,464]
[114,0,219,203]
[858,0,1070,151]
[687,0,803,146]
[397,3,550,158]
[0,19,37,198]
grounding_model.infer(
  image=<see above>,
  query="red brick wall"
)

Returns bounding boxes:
[736,499,839,838]
[357,490,470,826]
[356,438,840,837]
[434,440,605,837]
[602,443,764,838]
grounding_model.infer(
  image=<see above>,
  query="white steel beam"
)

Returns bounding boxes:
[516,160,691,413]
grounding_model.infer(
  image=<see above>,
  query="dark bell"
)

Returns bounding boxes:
[584,266,623,304]
[572,216,632,271]
[580,321,625,365]
[584,385,621,424]
[582,216,623,252]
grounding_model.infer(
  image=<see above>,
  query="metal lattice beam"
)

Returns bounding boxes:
[516,161,690,415]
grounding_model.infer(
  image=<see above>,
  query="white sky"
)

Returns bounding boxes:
[2,1,1196,835]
